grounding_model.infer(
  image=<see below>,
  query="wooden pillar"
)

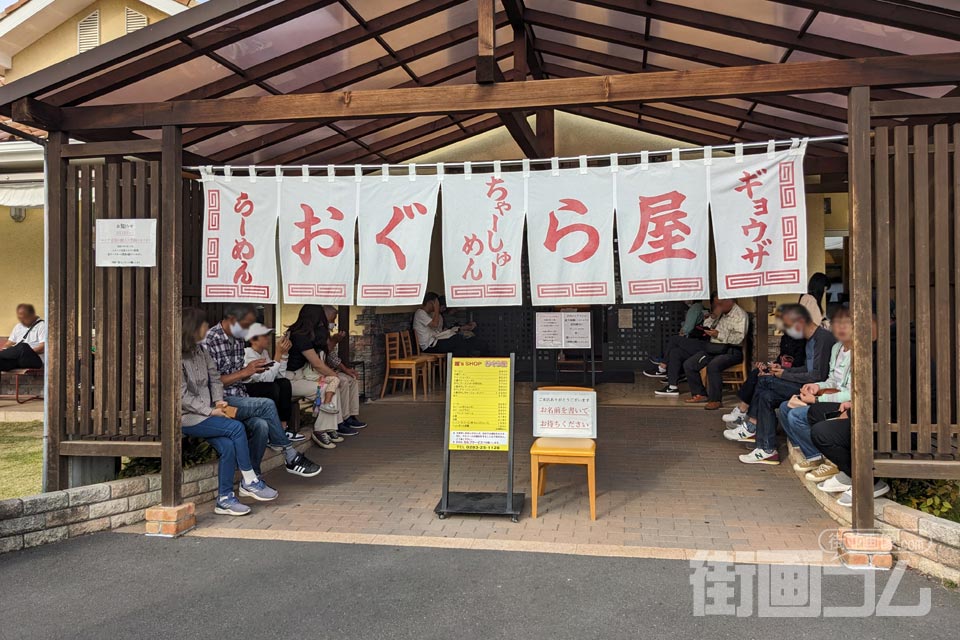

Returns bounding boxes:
[512,17,527,82]
[755,295,768,364]
[848,86,875,530]
[160,125,184,507]
[476,0,496,84]
[338,305,351,364]
[536,109,555,156]
[44,132,69,491]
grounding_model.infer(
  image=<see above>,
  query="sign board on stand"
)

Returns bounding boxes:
[436,354,524,521]
[95,219,157,267]
[533,389,597,438]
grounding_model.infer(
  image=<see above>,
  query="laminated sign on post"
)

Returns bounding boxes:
[95,219,157,267]
[436,354,523,521]
[535,312,592,349]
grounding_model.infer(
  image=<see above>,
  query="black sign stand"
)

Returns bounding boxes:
[435,353,523,522]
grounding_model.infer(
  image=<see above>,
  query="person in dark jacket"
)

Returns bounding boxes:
[726,304,836,465]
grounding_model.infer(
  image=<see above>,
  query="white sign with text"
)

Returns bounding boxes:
[95,219,157,267]
[533,389,597,438]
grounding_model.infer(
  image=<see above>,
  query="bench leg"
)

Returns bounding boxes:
[586,458,596,521]
[530,455,539,518]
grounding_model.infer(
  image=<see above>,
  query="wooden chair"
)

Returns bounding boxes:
[411,330,445,390]
[399,330,434,392]
[698,340,749,391]
[529,386,597,520]
[380,332,427,399]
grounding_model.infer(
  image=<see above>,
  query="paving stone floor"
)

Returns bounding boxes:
[193,400,837,554]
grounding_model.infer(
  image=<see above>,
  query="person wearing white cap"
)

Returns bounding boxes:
[243,322,304,443]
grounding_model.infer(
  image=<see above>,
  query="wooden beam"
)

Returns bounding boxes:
[61,138,163,159]
[59,440,163,458]
[344,116,503,165]
[53,52,960,130]
[492,65,543,157]
[501,0,544,80]
[11,97,61,130]
[873,458,960,480]
[848,86,874,530]
[160,125,183,508]
[477,0,497,84]
[871,96,960,117]
[774,0,960,41]
[536,109,554,156]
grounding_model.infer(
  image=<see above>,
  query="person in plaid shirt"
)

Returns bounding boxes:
[204,303,321,479]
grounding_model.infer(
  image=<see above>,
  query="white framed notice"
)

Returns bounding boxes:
[535,311,592,349]
[95,219,157,267]
[533,389,597,438]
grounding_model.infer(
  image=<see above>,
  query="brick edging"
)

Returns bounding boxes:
[787,444,960,583]
[0,441,312,555]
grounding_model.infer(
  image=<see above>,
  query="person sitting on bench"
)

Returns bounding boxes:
[0,304,45,372]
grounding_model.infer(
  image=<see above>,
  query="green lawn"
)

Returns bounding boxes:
[0,421,43,500]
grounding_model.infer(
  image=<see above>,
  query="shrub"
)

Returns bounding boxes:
[118,437,217,478]
[889,479,960,522]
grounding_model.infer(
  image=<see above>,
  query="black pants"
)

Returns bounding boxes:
[736,368,762,405]
[665,336,708,386]
[684,347,743,402]
[0,343,43,372]
[245,378,293,423]
[425,335,483,357]
[810,414,852,476]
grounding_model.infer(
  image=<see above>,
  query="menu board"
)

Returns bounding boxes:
[448,357,512,451]
[533,389,597,438]
[535,312,592,349]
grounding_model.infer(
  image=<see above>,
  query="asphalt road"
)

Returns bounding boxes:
[1,533,958,640]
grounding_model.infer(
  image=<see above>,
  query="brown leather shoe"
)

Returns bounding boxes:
[685,395,708,404]
[705,401,722,410]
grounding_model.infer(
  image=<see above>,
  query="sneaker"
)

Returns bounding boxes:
[642,368,667,379]
[286,431,307,443]
[723,424,756,442]
[792,456,823,473]
[311,431,336,449]
[739,447,780,465]
[239,478,279,502]
[344,416,367,429]
[318,401,339,415]
[836,481,890,507]
[337,423,360,437]
[805,461,839,482]
[654,384,679,397]
[214,493,251,516]
[722,406,747,423]
[328,431,344,443]
[286,453,322,477]
[817,474,852,493]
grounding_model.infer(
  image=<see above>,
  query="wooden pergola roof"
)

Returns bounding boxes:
[1,0,959,170]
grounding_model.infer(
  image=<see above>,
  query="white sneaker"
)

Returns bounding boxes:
[739,447,780,465]
[318,401,339,415]
[817,474,852,493]
[723,424,756,442]
[836,481,890,507]
[722,406,746,423]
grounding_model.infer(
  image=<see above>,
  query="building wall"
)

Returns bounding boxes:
[0,206,45,332]
[5,0,172,82]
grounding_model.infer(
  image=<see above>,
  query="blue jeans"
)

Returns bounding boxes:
[226,395,291,475]
[182,416,253,498]
[749,376,802,453]
[778,401,821,459]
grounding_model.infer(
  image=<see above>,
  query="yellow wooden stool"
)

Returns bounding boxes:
[530,437,597,520]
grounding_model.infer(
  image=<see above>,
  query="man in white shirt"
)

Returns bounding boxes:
[0,304,46,371]
[413,292,473,357]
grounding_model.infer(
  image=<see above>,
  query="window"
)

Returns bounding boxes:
[125,7,148,34]
[78,11,100,53]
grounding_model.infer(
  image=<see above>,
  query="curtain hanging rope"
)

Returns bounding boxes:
[184,134,846,174]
